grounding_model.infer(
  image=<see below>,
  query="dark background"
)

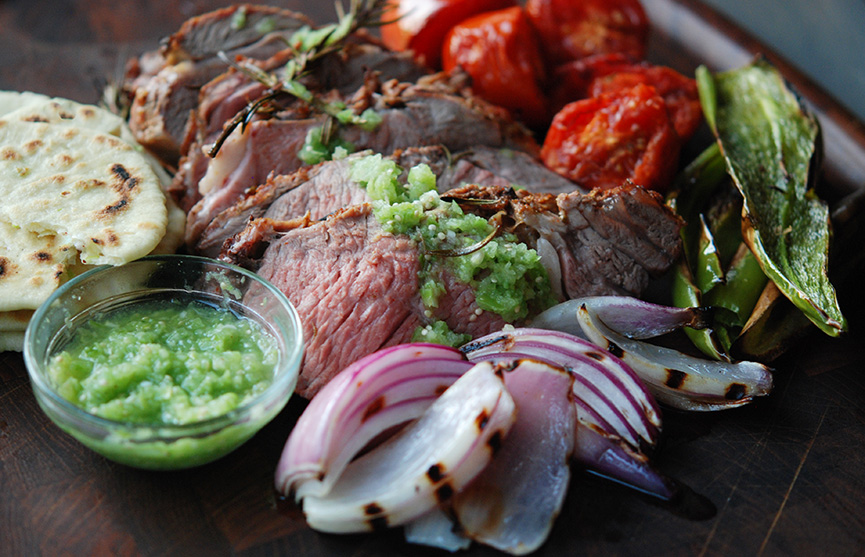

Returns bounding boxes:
[2,1,865,555]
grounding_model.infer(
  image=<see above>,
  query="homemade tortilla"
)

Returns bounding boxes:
[0,221,80,312]
[0,120,167,313]
[0,92,185,351]
[0,91,184,252]
[0,330,24,353]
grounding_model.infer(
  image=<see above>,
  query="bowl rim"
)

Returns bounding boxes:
[23,253,304,440]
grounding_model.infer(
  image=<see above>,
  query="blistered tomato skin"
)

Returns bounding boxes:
[588,65,702,140]
[541,83,681,192]
[380,0,518,70]
[442,6,549,128]
[552,56,702,140]
[526,0,649,65]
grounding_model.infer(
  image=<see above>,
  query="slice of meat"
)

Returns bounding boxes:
[193,149,436,258]
[152,34,432,209]
[185,39,432,162]
[124,5,313,163]
[238,204,503,398]
[437,183,684,297]
[184,75,538,249]
[440,145,583,196]
[192,144,579,257]
[223,184,682,398]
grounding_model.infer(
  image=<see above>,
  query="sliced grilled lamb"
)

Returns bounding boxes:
[124,5,313,163]
[442,183,684,297]
[222,184,682,398]
[183,73,537,249]
[192,144,579,257]
[440,146,582,196]
[192,38,431,144]
[233,204,506,398]
[192,147,449,257]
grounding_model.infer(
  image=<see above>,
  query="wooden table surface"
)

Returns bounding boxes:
[3,1,865,555]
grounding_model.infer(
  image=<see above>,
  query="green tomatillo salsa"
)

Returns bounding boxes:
[48,299,279,426]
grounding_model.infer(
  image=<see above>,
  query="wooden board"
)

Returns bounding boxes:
[2,1,865,554]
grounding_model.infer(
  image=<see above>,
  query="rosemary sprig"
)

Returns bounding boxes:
[208,0,392,158]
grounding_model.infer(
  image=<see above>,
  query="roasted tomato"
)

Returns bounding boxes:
[588,65,702,140]
[380,0,517,70]
[525,0,649,65]
[551,56,703,140]
[541,83,681,192]
[442,6,549,127]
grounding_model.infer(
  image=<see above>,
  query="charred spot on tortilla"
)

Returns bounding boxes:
[111,163,141,192]
[0,257,12,277]
[1,147,18,160]
[23,115,49,123]
[102,198,129,215]
[23,139,43,154]
[90,232,119,246]
[111,163,132,182]
[96,135,125,150]
[78,178,106,190]
[33,251,51,262]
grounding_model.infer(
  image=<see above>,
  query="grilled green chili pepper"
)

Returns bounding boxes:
[703,59,845,337]
[670,58,846,360]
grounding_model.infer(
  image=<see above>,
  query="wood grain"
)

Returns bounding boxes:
[2,1,865,555]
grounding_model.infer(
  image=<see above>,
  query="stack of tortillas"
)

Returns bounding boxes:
[0,91,185,351]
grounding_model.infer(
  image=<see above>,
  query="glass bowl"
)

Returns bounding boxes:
[24,254,304,470]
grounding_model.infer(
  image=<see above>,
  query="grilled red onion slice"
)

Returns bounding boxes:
[299,361,516,533]
[459,328,674,502]
[275,344,473,498]
[534,297,774,411]
[532,297,710,339]
[451,359,576,555]
[575,422,676,499]
[462,328,660,450]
